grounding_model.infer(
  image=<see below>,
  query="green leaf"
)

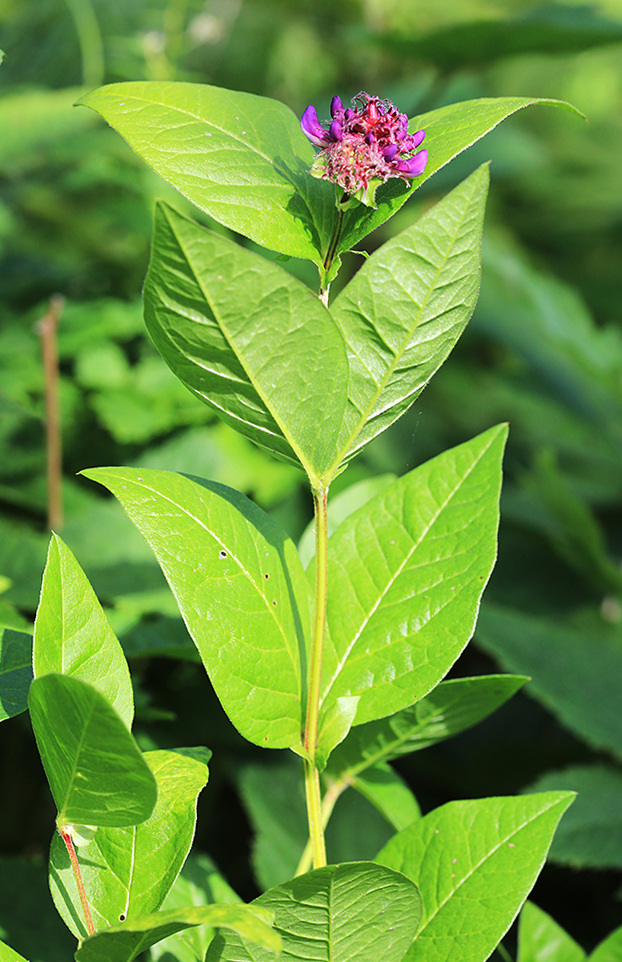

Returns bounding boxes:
[348,763,421,832]
[0,942,28,962]
[589,926,622,962]
[326,674,526,777]
[75,904,279,962]
[0,597,31,634]
[476,604,622,761]
[144,202,348,481]
[152,854,242,962]
[28,674,157,826]
[0,629,32,721]
[338,97,583,256]
[330,165,489,472]
[50,748,210,939]
[206,862,422,962]
[78,81,333,263]
[33,534,134,728]
[526,765,622,870]
[319,425,507,738]
[298,474,397,570]
[82,467,310,750]
[376,792,575,962]
[0,87,98,171]
[518,901,585,962]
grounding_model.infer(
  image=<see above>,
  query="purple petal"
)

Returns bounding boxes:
[410,129,425,148]
[395,149,428,177]
[329,119,343,142]
[382,143,398,160]
[330,95,343,118]
[365,132,376,145]
[301,105,330,147]
[345,108,356,121]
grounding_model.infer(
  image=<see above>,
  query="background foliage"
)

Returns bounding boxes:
[1,0,622,957]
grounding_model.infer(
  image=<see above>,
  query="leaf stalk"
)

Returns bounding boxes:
[60,826,95,937]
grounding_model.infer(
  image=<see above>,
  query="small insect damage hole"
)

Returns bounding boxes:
[119,914,126,922]
[218,549,227,559]
[272,600,277,606]
[264,573,269,579]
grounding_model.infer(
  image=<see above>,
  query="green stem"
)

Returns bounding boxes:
[296,775,346,876]
[302,486,330,868]
[62,0,104,88]
[60,828,95,936]
[319,204,345,305]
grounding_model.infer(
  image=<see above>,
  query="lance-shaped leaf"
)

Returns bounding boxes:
[0,628,32,722]
[75,904,279,962]
[33,534,133,728]
[318,425,507,740]
[376,792,575,962]
[50,748,211,939]
[329,165,489,473]
[338,97,583,257]
[144,202,348,481]
[518,901,585,962]
[206,861,422,962]
[82,467,310,749]
[346,763,421,832]
[325,674,526,778]
[28,674,157,827]
[78,81,334,263]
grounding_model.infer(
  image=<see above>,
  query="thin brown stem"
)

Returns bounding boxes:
[37,295,64,531]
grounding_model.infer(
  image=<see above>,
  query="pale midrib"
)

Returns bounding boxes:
[328,181,478,477]
[420,804,559,932]
[169,214,314,479]
[126,96,328,261]
[126,477,300,677]
[61,697,95,816]
[320,432,496,708]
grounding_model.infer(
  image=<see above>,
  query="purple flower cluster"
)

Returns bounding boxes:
[301,92,428,205]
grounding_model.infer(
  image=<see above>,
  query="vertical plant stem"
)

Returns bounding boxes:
[37,295,64,532]
[60,828,95,936]
[62,0,105,88]
[296,775,346,876]
[319,205,345,305]
[303,486,330,868]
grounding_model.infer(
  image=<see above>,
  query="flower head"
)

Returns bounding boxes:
[300,92,428,208]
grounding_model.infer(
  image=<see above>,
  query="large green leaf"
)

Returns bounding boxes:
[33,534,133,728]
[476,604,622,761]
[50,748,210,939]
[376,792,575,962]
[74,904,279,962]
[82,467,310,750]
[338,97,582,257]
[518,901,585,962]
[206,862,422,962]
[346,763,421,832]
[78,81,331,263]
[329,165,489,471]
[326,674,526,779]
[0,629,32,721]
[526,765,622,869]
[318,425,507,738]
[28,674,157,827]
[144,202,348,481]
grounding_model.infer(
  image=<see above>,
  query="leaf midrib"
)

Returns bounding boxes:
[320,428,498,710]
[165,208,316,478]
[328,173,480,477]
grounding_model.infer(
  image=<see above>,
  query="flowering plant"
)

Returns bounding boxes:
[1,82,581,962]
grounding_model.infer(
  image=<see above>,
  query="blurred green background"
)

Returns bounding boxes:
[2,0,622,957]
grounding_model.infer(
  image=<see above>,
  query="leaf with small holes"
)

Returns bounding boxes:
[82,467,311,750]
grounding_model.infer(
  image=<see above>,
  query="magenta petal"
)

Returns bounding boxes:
[410,129,426,148]
[301,105,330,147]
[395,149,428,177]
[330,95,343,118]
[329,119,343,142]
[382,144,398,160]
